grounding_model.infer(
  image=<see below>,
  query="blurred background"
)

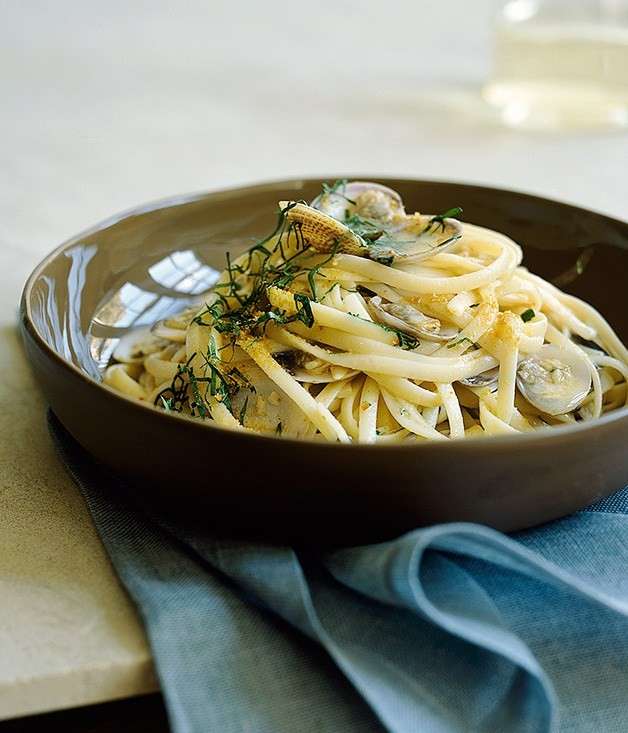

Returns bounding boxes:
[2,0,627,284]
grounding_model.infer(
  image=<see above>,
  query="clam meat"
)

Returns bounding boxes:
[516,344,591,416]
[366,296,458,342]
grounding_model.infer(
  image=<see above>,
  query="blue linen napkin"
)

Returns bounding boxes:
[48,411,628,733]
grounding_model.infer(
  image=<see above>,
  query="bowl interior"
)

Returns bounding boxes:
[26,177,628,395]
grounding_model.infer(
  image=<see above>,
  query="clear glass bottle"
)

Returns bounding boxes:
[483,0,628,130]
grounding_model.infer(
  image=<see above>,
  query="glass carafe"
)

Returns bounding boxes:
[483,0,628,130]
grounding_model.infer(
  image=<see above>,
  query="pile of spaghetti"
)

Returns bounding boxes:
[105,181,628,442]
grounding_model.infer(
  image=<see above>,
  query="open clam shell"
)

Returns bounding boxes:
[280,201,367,255]
[459,367,500,389]
[516,343,592,416]
[366,214,463,264]
[311,181,404,223]
[284,182,464,264]
[366,297,458,343]
[229,361,315,439]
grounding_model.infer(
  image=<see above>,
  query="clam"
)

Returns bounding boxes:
[366,213,463,264]
[229,361,314,439]
[459,367,500,389]
[516,344,592,416]
[311,181,404,223]
[280,201,368,256]
[281,179,463,263]
[366,296,458,343]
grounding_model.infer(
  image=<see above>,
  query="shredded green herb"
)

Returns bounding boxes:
[154,354,196,413]
[428,206,463,231]
[321,179,355,204]
[342,213,404,265]
[187,367,211,418]
[293,293,315,327]
[520,308,535,323]
[160,396,174,411]
[306,244,338,301]
[446,336,475,349]
[238,395,249,425]
[345,310,420,350]
[395,331,420,350]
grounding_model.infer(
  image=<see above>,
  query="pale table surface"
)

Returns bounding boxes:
[1,0,627,721]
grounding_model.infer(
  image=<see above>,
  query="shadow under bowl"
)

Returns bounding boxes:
[20,178,628,545]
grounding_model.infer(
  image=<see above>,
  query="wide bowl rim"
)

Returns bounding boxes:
[21,175,628,454]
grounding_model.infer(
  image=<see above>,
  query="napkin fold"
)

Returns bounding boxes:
[49,412,628,733]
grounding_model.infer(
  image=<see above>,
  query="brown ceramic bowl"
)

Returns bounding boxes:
[20,178,628,544]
